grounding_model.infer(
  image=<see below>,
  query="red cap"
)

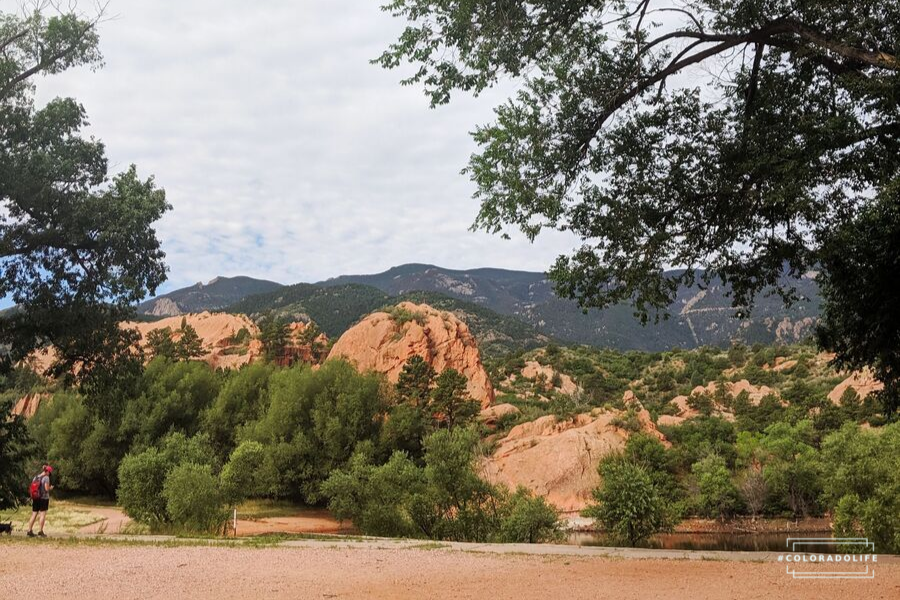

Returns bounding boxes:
[43,465,53,473]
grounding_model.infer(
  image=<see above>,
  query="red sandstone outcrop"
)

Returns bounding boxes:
[828,370,884,405]
[327,302,495,408]
[127,312,262,369]
[11,393,50,419]
[479,403,521,428]
[482,396,668,512]
[692,379,777,405]
[519,361,580,396]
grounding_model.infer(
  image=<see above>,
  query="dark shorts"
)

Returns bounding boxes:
[32,498,49,512]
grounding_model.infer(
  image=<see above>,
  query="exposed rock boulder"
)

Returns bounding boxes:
[692,379,777,405]
[12,393,49,419]
[828,370,884,405]
[143,297,182,317]
[127,312,261,369]
[328,302,494,408]
[479,403,521,428]
[481,405,668,512]
[520,361,580,396]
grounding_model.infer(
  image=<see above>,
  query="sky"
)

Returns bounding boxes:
[26,0,578,295]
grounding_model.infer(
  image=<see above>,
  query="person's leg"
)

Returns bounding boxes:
[27,509,37,533]
[38,510,47,534]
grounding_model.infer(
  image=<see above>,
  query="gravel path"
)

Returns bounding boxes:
[1,540,897,599]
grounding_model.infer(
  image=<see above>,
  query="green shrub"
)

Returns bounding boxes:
[691,455,740,519]
[384,305,426,327]
[220,441,266,505]
[117,448,169,525]
[323,428,563,544]
[498,487,562,543]
[163,462,227,533]
[582,457,668,546]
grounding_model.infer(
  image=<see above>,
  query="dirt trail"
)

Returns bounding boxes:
[79,506,132,534]
[1,542,896,600]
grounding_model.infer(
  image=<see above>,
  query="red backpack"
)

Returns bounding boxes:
[29,476,43,500]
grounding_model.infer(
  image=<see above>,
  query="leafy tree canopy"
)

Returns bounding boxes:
[379,1,900,413]
[0,5,170,388]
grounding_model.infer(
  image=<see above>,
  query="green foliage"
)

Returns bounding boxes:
[820,423,900,552]
[397,355,435,406]
[230,284,391,338]
[146,328,177,360]
[384,305,426,327]
[122,358,221,448]
[0,6,169,381]
[378,0,899,402]
[691,455,740,519]
[323,428,562,543]
[379,402,429,461]
[583,457,668,546]
[219,441,266,505]
[246,360,387,503]
[758,421,821,517]
[257,315,289,363]
[0,398,34,509]
[609,408,642,433]
[175,324,205,360]
[202,362,273,458]
[117,432,216,526]
[497,487,563,544]
[162,463,227,533]
[117,447,170,524]
[430,369,478,431]
[817,191,900,417]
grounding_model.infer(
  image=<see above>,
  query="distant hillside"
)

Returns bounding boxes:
[227,283,392,338]
[137,276,283,316]
[321,264,822,351]
[227,283,549,357]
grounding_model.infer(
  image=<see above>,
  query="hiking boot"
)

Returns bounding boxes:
[37,531,46,537]
[26,531,35,537]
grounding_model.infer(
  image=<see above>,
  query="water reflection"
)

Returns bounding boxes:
[567,531,839,553]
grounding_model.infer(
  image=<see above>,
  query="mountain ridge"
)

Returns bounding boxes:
[138,264,822,352]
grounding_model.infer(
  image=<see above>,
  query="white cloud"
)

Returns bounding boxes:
[28,0,577,294]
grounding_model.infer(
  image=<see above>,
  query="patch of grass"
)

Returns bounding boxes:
[409,542,450,550]
[0,501,104,535]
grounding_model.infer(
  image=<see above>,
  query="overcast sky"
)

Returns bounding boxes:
[26,0,577,294]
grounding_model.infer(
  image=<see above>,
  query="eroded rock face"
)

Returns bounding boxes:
[479,403,521,428]
[828,370,884,405]
[692,379,777,405]
[481,402,668,512]
[127,312,261,369]
[328,302,495,408]
[12,393,49,419]
[520,361,580,396]
[144,297,182,317]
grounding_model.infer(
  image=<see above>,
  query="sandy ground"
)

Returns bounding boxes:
[74,505,351,537]
[1,541,897,600]
[79,506,133,534]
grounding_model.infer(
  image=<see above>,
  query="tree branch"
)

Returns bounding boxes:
[784,19,899,71]
[0,21,95,99]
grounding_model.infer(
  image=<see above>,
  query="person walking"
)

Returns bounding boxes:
[26,465,53,537]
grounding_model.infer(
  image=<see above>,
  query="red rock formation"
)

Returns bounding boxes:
[479,403,521,428]
[327,302,494,408]
[12,393,50,419]
[126,312,261,369]
[481,406,668,512]
[828,370,883,405]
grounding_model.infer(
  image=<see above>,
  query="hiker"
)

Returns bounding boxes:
[26,465,53,537]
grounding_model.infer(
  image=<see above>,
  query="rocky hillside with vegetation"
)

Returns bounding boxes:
[138,276,283,317]
[322,264,822,350]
